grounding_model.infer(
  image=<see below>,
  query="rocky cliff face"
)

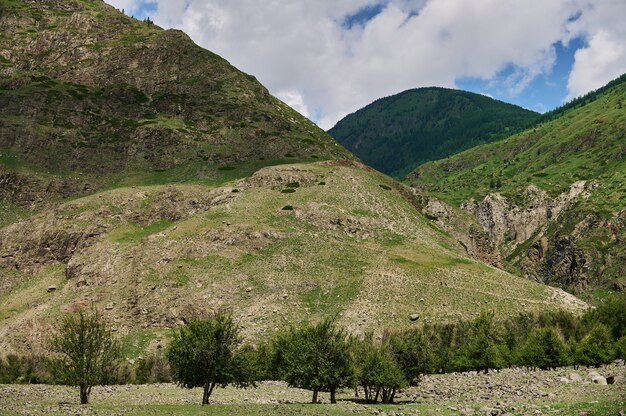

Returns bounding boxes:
[462,182,589,251]
[460,181,625,291]
[420,196,502,267]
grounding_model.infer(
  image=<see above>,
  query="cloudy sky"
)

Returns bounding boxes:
[105,0,626,129]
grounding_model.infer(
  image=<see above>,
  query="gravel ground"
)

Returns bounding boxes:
[0,363,624,415]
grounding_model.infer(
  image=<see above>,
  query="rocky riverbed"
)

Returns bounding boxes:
[0,363,624,415]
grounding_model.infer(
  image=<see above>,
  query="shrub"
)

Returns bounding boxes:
[519,328,568,370]
[577,324,614,367]
[353,335,406,404]
[273,318,353,404]
[614,335,626,362]
[135,353,171,384]
[166,311,253,405]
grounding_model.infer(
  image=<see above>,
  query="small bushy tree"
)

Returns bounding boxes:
[134,352,171,384]
[166,311,252,405]
[388,328,434,386]
[353,335,406,404]
[274,318,353,404]
[584,294,626,340]
[614,335,626,362]
[452,312,506,373]
[48,310,120,404]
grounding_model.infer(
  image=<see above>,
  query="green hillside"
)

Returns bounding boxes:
[409,74,626,293]
[328,87,539,177]
[0,0,352,215]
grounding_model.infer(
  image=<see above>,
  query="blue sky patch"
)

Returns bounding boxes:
[456,37,586,113]
[342,3,385,29]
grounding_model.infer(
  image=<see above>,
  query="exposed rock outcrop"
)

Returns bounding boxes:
[461,181,625,290]
[461,182,589,252]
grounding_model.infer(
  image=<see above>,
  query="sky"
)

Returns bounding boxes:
[105,0,626,130]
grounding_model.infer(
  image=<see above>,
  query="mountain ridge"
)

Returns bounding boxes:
[328,86,539,177]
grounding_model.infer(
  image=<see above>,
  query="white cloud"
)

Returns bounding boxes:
[564,0,626,99]
[104,0,626,129]
[105,0,144,15]
[276,90,311,119]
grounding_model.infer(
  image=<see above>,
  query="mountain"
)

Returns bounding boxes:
[0,0,352,220]
[408,74,626,295]
[0,0,585,356]
[328,87,539,177]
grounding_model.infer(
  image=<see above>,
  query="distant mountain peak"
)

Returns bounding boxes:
[328,88,538,178]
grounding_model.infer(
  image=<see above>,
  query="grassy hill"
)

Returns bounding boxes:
[328,87,539,178]
[0,161,585,356]
[409,74,626,294]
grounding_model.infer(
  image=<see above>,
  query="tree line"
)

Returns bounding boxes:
[1,294,625,405]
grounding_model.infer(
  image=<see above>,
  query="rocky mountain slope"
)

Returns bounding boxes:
[0,0,352,218]
[328,87,538,178]
[409,74,626,295]
[0,0,587,357]
[0,161,585,356]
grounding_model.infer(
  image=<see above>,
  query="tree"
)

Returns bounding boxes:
[577,324,614,367]
[388,328,434,387]
[352,334,406,404]
[166,311,252,405]
[48,310,120,404]
[584,294,626,340]
[452,312,506,373]
[274,319,353,404]
[614,335,626,362]
[519,328,567,370]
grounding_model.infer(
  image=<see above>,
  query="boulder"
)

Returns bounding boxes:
[46,285,57,293]
[568,372,582,382]
[409,313,420,321]
[591,375,607,385]
[611,374,626,384]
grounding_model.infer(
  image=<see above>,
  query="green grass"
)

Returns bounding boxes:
[111,219,173,243]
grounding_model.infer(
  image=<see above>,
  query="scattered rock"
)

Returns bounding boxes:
[104,303,113,310]
[569,372,583,382]
[46,285,57,293]
[612,374,625,384]
[409,313,420,321]
[591,375,607,385]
